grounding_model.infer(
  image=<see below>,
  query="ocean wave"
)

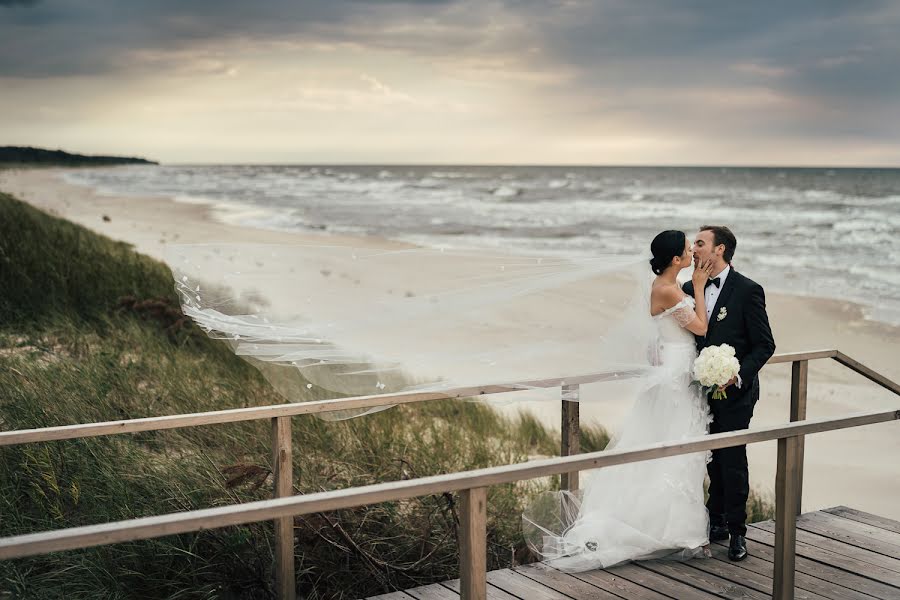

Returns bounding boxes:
[430,171,477,179]
[848,265,900,287]
[832,219,894,233]
[53,164,900,326]
[492,186,521,198]
[411,177,444,189]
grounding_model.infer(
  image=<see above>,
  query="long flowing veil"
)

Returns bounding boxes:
[166,244,661,419]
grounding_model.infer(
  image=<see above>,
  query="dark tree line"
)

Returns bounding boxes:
[0,146,158,166]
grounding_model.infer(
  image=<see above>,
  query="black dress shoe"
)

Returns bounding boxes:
[728,534,747,561]
[709,525,729,542]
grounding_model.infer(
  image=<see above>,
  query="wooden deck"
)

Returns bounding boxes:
[367,507,900,600]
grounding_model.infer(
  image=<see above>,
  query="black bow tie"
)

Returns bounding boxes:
[705,277,721,289]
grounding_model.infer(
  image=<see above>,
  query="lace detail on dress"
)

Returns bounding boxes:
[672,300,697,328]
[655,296,696,328]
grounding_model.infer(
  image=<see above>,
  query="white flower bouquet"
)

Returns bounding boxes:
[692,344,740,400]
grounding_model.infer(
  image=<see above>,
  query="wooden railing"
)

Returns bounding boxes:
[1,349,898,600]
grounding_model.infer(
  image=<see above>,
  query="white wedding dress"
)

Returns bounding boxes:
[524,296,712,571]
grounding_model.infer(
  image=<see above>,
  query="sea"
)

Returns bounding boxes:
[63,165,900,326]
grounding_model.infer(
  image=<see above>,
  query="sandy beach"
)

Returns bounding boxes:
[2,167,898,520]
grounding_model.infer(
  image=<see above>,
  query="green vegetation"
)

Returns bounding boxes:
[0,191,607,598]
[0,190,773,599]
[0,146,157,167]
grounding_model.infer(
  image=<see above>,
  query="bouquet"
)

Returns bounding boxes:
[692,344,740,400]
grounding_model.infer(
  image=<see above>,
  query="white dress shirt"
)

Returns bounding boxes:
[704,264,730,321]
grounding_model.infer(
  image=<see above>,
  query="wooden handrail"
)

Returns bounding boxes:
[2,347,897,600]
[834,351,900,395]
[0,368,648,447]
[0,350,843,447]
[1,407,897,561]
[766,349,837,364]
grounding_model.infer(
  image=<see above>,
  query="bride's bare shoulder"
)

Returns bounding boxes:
[650,282,686,315]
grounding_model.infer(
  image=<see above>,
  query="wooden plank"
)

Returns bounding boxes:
[803,511,900,546]
[367,592,418,600]
[607,563,723,600]
[796,512,900,558]
[716,535,900,599]
[697,543,838,600]
[562,566,676,600]
[752,522,900,575]
[442,579,521,600]
[774,435,801,599]
[638,560,771,600]
[272,416,295,600]
[823,507,900,535]
[812,510,900,544]
[514,562,621,599]
[0,350,844,447]
[790,360,809,515]
[4,409,900,560]
[459,488,487,600]
[486,569,570,600]
[406,583,460,600]
[745,526,900,590]
[560,384,580,492]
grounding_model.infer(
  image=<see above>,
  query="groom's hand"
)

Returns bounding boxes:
[718,376,737,391]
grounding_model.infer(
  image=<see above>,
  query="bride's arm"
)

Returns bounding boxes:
[684,259,713,336]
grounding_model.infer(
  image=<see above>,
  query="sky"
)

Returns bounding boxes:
[2,0,900,166]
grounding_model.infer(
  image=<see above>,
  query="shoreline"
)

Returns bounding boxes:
[2,166,898,519]
[52,165,900,330]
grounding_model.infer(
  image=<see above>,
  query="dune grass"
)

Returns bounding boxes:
[0,190,772,599]
[0,322,567,598]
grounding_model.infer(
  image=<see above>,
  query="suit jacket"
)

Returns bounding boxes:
[683,269,776,410]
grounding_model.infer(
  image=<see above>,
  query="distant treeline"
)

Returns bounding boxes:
[0,146,157,166]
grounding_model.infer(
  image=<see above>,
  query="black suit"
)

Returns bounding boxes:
[683,268,775,536]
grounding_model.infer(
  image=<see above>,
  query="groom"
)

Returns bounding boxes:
[683,225,775,561]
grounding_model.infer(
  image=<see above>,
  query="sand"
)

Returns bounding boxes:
[2,167,898,520]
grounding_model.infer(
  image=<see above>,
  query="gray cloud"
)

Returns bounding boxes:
[0,0,462,77]
[1,0,898,155]
[512,1,900,142]
[3,0,897,92]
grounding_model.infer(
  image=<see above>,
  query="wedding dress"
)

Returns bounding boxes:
[523,295,712,571]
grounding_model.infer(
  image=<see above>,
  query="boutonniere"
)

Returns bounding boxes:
[717,307,728,322]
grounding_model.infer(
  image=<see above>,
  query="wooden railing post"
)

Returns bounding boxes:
[272,416,295,600]
[459,487,487,600]
[561,384,580,491]
[789,360,808,515]
[773,434,801,600]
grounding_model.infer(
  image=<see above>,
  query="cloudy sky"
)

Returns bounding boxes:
[2,0,899,165]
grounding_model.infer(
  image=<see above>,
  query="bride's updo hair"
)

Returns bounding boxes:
[649,230,686,275]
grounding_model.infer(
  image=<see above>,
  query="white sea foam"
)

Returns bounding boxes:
[173,194,217,206]
[492,186,521,198]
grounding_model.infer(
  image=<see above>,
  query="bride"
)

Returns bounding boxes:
[524,230,715,571]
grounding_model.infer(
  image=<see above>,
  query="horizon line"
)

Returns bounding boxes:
[158,162,900,170]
